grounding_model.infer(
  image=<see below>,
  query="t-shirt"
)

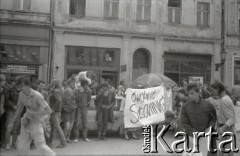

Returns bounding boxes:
[18,89,48,123]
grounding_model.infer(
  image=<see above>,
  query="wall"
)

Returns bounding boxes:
[0,0,50,13]
[54,0,221,39]
[225,0,240,87]
[0,0,50,82]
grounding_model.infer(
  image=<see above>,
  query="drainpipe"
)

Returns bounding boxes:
[47,0,54,83]
[221,0,226,83]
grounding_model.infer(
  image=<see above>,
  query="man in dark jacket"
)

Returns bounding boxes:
[73,80,91,142]
[95,82,115,141]
[48,79,66,148]
[180,83,217,156]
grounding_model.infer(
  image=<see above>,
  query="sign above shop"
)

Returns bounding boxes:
[189,76,204,87]
[0,65,37,74]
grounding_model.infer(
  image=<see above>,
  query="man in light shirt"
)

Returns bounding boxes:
[8,76,55,156]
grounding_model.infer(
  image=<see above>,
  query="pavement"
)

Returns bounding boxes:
[1,130,240,156]
[0,131,182,156]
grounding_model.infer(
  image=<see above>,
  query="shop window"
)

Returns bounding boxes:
[136,0,151,21]
[0,44,40,63]
[104,0,119,19]
[164,53,211,86]
[197,2,210,28]
[12,0,31,11]
[69,0,86,17]
[234,58,240,85]
[66,46,119,68]
[168,0,181,24]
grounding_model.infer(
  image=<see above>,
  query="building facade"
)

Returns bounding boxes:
[225,0,240,87]
[52,0,222,88]
[0,0,50,82]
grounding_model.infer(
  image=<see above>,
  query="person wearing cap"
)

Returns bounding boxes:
[95,82,115,140]
[48,79,67,148]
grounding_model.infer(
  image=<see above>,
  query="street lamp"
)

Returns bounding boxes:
[215,48,227,71]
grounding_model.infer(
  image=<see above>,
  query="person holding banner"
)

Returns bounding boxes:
[95,83,115,141]
[120,94,139,140]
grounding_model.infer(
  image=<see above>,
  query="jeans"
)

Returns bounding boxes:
[97,109,109,135]
[64,122,74,140]
[74,108,88,139]
[17,119,56,156]
[49,112,66,145]
[5,111,15,145]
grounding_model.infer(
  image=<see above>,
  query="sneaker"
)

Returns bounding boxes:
[73,139,79,143]
[83,138,90,142]
[5,144,11,150]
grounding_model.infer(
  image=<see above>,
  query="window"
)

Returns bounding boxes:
[234,58,240,85]
[168,0,181,24]
[66,46,120,68]
[12,0,31,11]
[104,0,119,19]
[197,2,210,27]
[0,44,40,63]
[69,0,86,17]
[136,0,151,21]
[164,53,211,86]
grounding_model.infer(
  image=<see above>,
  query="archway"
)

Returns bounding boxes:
[132,48,150,81]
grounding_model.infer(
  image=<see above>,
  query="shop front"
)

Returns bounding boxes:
[0,44,41,80]
[164,52,212,86]
[65,46,120,90]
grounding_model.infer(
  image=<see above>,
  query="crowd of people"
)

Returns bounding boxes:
[0,73,240,156]
[172,80,240,156]
[0,74,127,155]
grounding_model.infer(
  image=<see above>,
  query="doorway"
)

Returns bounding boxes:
[132,48,151,81]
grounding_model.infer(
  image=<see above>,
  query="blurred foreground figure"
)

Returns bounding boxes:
[8,76,55,156]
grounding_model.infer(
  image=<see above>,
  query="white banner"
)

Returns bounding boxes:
[124,86,165,128]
